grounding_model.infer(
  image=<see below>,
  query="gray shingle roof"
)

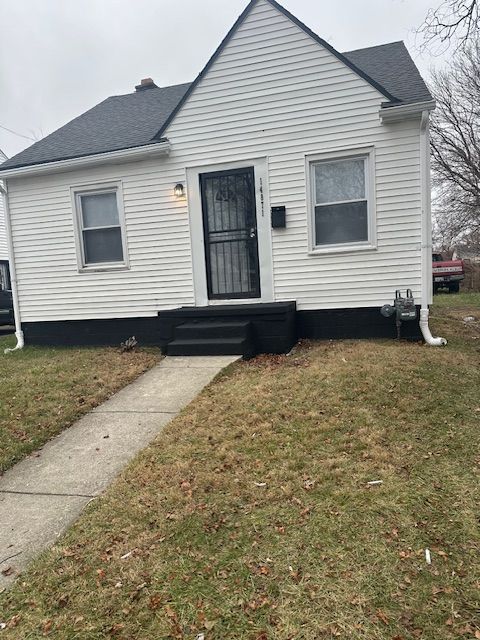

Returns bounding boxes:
[0,83,191,171]
[1,40,432,172]
[343,41,433,106]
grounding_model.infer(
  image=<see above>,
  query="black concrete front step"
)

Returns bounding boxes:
[174,321,251,341]
[166,337,253,357]
[158,302,297,356]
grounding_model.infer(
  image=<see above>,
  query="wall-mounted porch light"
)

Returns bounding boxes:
[174,183,185,198]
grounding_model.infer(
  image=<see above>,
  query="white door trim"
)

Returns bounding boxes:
[186,157,274,307]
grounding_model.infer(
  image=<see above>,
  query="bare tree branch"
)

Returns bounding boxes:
[418,0,479,53]
[430,40,480,248]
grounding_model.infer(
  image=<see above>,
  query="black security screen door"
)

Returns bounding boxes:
[200,167,261,300]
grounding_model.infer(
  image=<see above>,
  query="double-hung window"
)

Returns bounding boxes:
[309,151,375,252]
[73,184,128,269]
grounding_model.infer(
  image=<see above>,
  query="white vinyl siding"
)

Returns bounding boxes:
[7,0,424,321]
[7,162,194,319]
[0,149,8,261]
[0,189,7,262]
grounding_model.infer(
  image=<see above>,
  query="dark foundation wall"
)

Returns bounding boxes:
[297,306,423,341]
[22,317,161,348]
[22,305,423,349]
[21,303,297,352]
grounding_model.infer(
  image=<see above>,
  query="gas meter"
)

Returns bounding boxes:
[381,290,417,339]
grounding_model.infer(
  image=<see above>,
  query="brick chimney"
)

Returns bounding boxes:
[135,78,158,92]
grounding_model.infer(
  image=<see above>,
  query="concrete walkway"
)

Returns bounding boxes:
[0,355,238,589]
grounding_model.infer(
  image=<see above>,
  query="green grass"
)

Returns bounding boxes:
[432,291,480,309]
[0,294,479,639]
[0,336,160,473]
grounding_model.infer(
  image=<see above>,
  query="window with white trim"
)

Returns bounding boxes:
[73,186,127,268]
[310,154,373,250]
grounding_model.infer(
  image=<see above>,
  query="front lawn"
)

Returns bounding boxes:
[0,336,160,473]
[1,295,479,639]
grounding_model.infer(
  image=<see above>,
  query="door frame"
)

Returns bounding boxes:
[186,157,274,307]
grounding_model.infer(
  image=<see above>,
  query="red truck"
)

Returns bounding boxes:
[432,252,465,294]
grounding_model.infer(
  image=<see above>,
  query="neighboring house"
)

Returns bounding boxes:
[0,0,440,354]
[0,148,10,290]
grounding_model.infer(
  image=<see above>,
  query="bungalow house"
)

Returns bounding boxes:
[0,0,445,355]
[0,149,10,290]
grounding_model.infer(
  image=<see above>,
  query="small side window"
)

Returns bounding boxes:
[73,185,128,270]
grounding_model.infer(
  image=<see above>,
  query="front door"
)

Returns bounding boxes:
[200,167,261,300]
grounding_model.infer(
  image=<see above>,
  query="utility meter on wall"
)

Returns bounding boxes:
[394,290,417,321]
[381,290,417,338]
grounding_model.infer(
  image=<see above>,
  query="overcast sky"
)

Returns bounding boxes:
[0,0,447,159]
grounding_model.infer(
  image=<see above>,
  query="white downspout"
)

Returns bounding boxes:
[419,110,447,346]
[0,182,24,353]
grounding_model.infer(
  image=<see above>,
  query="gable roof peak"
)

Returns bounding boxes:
[153,0,401,140]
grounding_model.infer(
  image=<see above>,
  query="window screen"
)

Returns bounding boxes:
[312,157,369,247]
[77,190,125,265]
